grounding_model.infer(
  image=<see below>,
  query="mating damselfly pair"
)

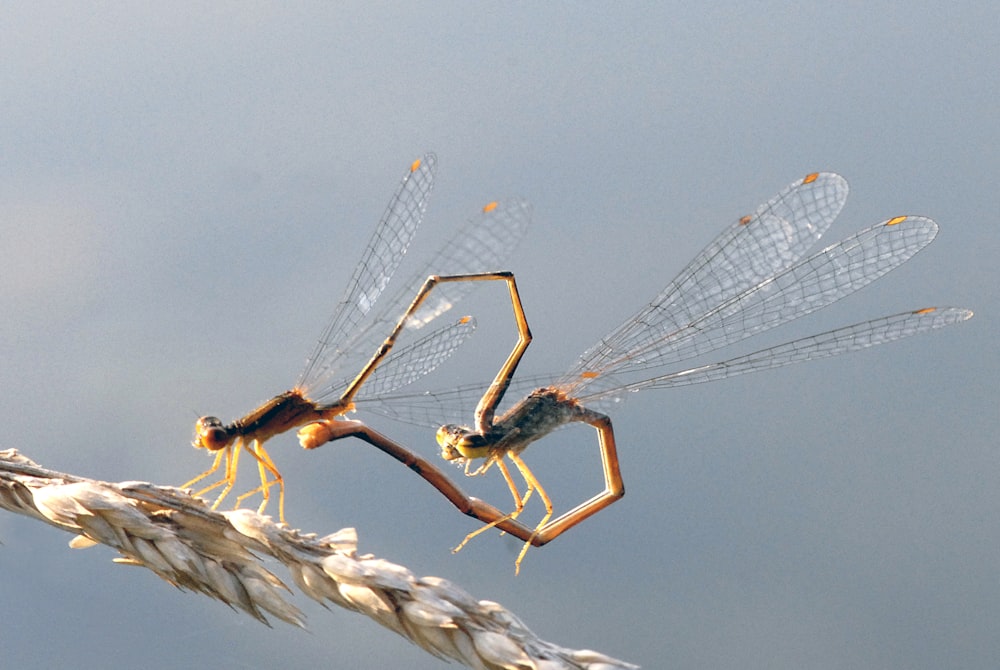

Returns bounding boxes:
[184,155,971,572]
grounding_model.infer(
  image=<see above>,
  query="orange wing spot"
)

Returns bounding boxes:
[581,371,600,379]
[410,158,422,172]
[803,172,819,184]
[886,215,908,226]
[482,201,499,213]
[739,215,752,226]
[459,315,473,324]
[914,307,938,315]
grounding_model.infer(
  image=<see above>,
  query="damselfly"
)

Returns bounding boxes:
[183,154,532,522]
[355,172,972,572]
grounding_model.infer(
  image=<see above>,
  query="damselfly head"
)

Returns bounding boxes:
[436,424,489,461]
[193,416,231,451]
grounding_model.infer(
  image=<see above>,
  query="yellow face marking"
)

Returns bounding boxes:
[410,158,422,172]
[886,215,908,226]
[483,201,499,213]
[436,426,490,459]
[803,172,819,184]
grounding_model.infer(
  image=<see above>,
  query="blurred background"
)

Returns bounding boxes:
[1,4,996,669]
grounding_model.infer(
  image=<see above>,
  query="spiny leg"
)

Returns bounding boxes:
[498,456,535,523]
[181,447,227,491]
[452,455,534,554]
[234,439,286,522]
[509,452,554,574]
[193,440,242,509]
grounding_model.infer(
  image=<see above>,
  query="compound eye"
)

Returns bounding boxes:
[436,425,464,460]
[435,424,454,446]
[193,416,229,450]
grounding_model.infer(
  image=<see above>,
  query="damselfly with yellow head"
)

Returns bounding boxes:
[342,172,971,572]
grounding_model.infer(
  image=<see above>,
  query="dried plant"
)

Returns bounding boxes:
[0,449,636,670]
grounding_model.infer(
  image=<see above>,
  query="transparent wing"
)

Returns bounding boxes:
[363,307,973,427]
[571,172,848,378]
[352,316,479,402]
[359,176,968,444]
[395,199,533,329]
[302,198,532,404]
[363,373,553,428]
[562,215,938,392]
[297,154,438,390]
[577,307,973,401]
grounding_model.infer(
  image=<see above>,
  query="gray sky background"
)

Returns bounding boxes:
[1,4,997,669]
